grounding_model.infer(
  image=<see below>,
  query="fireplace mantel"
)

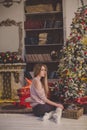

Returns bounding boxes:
[0,63,26,102]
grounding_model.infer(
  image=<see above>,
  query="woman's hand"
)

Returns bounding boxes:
[56,103,64,110]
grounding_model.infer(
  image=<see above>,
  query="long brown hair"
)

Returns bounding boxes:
[33,63,49,96]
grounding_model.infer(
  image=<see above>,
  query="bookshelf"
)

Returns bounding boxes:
[24,0,64,79]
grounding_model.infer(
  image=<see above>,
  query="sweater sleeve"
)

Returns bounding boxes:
[32,78,47,102]
[35,87,47,102]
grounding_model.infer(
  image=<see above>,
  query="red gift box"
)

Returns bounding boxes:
[17,87,30,97]
[16,78,32,108]
[75,96,87,114]
[75,96,87,105]
[19,96,32,108]
[24,20,44,29]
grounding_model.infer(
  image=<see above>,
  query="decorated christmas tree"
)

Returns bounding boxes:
[53,3,87,103]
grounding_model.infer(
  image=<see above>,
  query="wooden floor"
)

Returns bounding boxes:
[0,113,87,130]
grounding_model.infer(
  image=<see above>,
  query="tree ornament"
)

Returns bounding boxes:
[50,50,58,60]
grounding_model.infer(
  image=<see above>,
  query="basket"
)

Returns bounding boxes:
[62,107,84,119]
[77,104,87,114]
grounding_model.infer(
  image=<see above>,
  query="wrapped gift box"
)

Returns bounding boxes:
[17,78,32,108]
[17,86,30,97]
[17,78,31,97]
[16,88,32,108]
[75,97,87,114]
[18,96,32,108]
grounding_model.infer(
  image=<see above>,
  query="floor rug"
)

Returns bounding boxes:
[0,103,32,114]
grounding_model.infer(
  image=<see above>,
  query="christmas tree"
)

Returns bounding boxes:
[54,4,87,103]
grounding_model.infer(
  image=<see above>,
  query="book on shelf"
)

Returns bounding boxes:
[25,37,39,45]
[44,20,54,28]
[25,53,52,62]
[39,33,48,45]
[25,4,53,13]
[54,21,63,28]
